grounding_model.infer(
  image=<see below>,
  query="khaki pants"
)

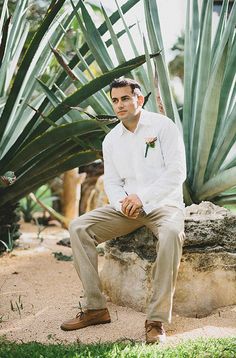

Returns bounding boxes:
[69,205,185,323]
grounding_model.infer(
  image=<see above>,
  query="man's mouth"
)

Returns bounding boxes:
[118,111,127,115]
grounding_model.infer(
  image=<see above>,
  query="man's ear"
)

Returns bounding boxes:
[137,95,145,107]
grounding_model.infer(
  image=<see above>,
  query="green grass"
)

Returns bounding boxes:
[0,338,235,358]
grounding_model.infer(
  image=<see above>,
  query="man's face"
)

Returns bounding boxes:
[111,86,144,123]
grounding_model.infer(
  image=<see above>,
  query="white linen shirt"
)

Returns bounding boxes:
[102,109,186,214]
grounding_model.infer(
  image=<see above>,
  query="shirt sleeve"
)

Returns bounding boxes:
[102,136,127,212]
[137,118,186,205]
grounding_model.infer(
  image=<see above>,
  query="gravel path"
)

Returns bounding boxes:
[0,223,235,345]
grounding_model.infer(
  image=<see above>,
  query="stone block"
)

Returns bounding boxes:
[100,202,236,317]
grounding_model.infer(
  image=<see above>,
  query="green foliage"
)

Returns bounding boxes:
[0,338,235,358]
[144,0,236,205]
[182,0,236,205]
[53,251,73,261]
[0,0,154,250]
[19,184,56,222]
[1,0,234,220]
[0,203,20,252]
[0,0,153,214]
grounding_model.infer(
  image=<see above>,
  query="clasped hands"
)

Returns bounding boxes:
[120,194,143,219]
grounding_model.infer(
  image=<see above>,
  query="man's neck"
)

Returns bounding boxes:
[122,111,142,133]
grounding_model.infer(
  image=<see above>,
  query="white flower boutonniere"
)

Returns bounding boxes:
[145,137,157,158]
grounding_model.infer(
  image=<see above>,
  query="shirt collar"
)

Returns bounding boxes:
[118,109,151,136]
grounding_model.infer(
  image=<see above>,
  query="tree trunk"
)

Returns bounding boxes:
[62,169,86,226]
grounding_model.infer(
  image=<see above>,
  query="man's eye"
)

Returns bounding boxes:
[122,97,130,102]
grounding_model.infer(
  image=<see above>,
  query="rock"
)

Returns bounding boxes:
[100,202,236,317]
[85,175,108,213]
[57,237,71,247]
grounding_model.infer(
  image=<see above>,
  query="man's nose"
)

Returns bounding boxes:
[118,100,124,108]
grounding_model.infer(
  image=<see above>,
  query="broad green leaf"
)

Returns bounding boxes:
[53,0,141,89]
[4,22,30,91]
[0,15,11,70]
[197,167,236,201]
[191,0,199,62]
[36,78,83,122]
[190,0,212,166]
[71,0,113,73]
[16,139,77,178]
[71,50,112,113]
[13,8,138,154]
[16,0,140,149]
[33,53,160,133]
[144,0,175,120]
[2,94,45,158]
[1,151,98,207]
[182,0,192,168]
[193,44,227,190]
[0,120,101,173]
[211,0,229,61]
[144,0,164,57]
[222,156,236,171]
[215,35,236,131]
[143,36,159,113]
[0,10,70,156]
[0,3,81,161]
[211,0,236,72]
[206,102,236,178]
[0,0,9,36]
[101,5,126,65]
[215,198,236,206]
[0,0,66,146]
[114,0,151,95]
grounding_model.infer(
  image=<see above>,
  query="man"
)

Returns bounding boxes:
[61,78,186,344]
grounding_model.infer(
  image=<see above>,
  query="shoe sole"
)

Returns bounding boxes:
[61,319,111,331]
[146,336,166,344]
[146,339,160,344]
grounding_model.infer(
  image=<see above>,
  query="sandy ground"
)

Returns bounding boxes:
[0,222,235,346]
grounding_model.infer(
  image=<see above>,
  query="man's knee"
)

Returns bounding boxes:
[160,225,185,245]
[69,216,87,238]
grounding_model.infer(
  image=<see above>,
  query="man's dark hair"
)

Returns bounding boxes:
[109,78,142,96]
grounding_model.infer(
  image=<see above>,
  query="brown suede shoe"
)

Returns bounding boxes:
[145,320,166,344]
[61,308,111,331]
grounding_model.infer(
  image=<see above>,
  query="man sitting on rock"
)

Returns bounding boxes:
[61,78,186,344]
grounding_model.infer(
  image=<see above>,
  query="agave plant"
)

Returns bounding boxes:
[0,0,161,245]
[145,0,236,206]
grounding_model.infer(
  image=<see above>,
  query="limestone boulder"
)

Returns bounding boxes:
[100,202,236,317]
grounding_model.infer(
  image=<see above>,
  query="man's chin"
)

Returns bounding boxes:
[118,115,128,122]
[117,113,128,120]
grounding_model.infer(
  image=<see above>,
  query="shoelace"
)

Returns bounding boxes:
[146,322,164,334]
[76,302,84,318]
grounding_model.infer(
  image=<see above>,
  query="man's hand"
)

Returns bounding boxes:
[120,194,143,219]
